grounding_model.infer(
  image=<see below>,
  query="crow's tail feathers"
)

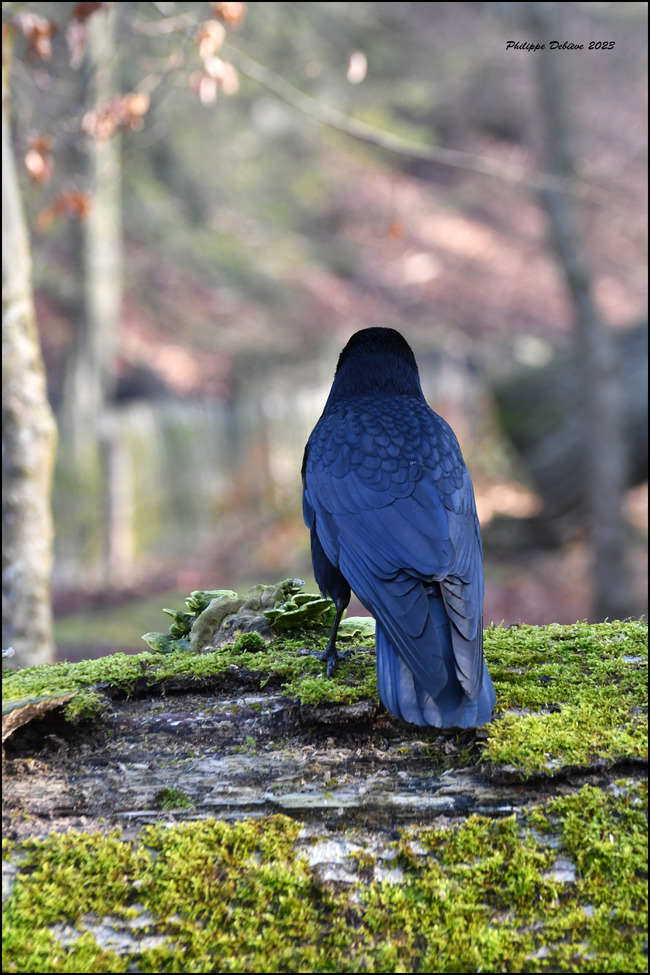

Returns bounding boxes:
[375,595,495,728]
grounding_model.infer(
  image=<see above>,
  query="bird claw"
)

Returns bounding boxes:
[312,646,352,676]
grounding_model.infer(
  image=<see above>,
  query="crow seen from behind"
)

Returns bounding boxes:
[302,327,496,727]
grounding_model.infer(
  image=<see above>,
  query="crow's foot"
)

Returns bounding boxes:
[312,646,353,677]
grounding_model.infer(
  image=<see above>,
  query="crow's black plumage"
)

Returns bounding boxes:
[302,327,496,727]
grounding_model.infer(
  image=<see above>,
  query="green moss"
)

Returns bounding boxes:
[279,645,378,706]
[232,735,259,754]
[3,619,647,778]
[3,830,148,973]
[482,620,647,775]
[3,783,647,972]
[63,689,107,722]
[1,633,377,711]
[232,631,267,653]
[156,788,194,811]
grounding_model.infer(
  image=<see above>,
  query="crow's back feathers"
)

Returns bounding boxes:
[302,328,495,727]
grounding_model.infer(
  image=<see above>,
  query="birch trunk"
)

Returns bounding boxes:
[2,26,58,667]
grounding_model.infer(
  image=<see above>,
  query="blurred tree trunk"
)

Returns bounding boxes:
[529,2,637,620]
[62,4,132,583]
[2,25,58,667]
[493,320,648,537]
[64,3,121,427]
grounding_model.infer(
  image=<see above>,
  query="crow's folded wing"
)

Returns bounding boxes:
[302,396,484,700]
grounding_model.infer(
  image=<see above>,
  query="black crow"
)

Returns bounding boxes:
[302,327,496,727]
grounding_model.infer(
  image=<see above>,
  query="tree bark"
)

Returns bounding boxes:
[2,24,58,667]
[528,2,637,620]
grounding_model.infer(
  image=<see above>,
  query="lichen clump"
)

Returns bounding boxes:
[141,579,337,655]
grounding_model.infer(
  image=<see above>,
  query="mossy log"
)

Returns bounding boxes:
[2,618,647,973]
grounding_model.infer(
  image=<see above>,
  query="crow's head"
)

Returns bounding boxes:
[328,327,422,401]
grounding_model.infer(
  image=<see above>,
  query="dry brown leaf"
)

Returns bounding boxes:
[35,190,92,231]
[190,72,219,107]
[203,57,239,95]
[24,134,54,184]
[13,10,58,61]
[83,92,150,140]
[197,19,226,60]
[72,2,113,23]
[211,2,247,30]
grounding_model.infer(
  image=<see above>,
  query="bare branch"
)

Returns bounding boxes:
[227,46,626,213]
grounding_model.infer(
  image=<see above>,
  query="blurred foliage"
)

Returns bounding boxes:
[13,1,646,368]
[6,1,647,626]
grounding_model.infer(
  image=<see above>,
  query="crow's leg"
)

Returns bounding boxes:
[308,529,352,675]
[313,596,352,676]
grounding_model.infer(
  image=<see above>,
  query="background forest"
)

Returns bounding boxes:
[2,1,647,666]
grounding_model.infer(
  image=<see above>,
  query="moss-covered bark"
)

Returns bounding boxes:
[2,784,647,973]
[2,618,647,972]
